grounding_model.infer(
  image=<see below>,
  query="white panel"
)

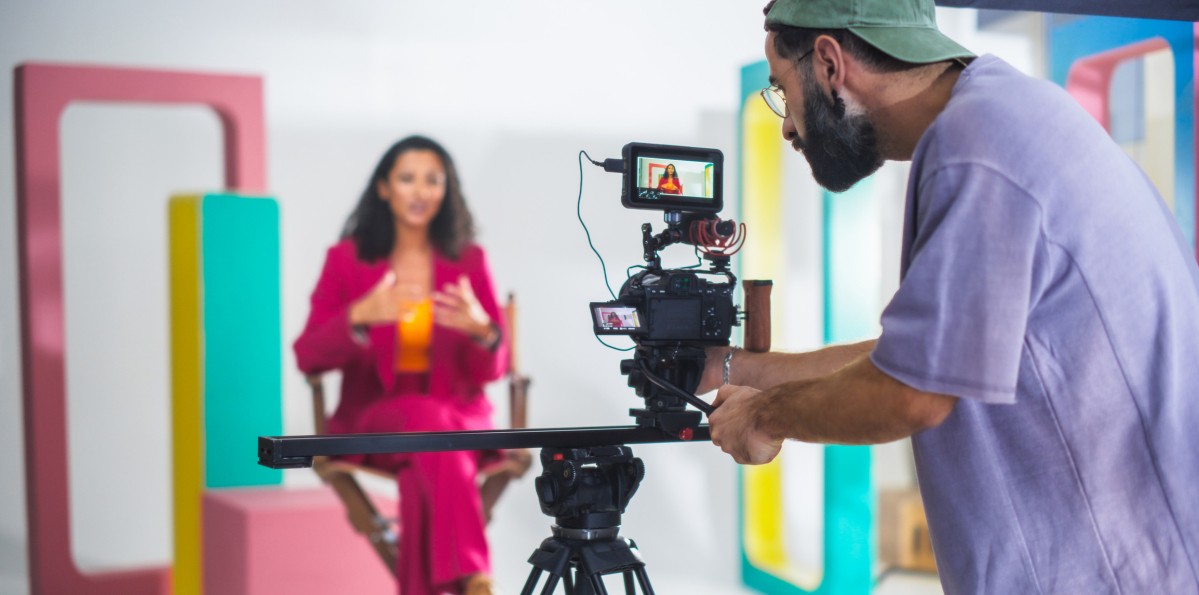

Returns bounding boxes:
[61,104,221,571]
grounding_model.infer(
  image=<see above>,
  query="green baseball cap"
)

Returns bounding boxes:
[765,0,974,64]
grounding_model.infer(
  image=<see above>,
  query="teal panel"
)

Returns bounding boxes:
[202,193,283,488]
[821,445,873,594]
[820,181,877,595]
[823,181,879,345]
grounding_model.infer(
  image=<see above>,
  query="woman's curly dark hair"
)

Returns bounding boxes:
[341,135,476,261]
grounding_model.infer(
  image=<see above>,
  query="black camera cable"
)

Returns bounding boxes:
[578,150,635,352]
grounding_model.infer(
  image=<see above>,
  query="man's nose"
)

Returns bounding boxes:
[781,117,797,142]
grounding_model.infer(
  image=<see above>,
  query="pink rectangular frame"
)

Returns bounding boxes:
[14,62,266,595]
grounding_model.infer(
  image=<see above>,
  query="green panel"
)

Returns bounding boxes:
[202,193,283,488]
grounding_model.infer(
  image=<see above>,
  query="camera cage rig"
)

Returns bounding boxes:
[614,209,748,437]
[257,142,773,593]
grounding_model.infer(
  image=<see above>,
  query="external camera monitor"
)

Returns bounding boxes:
[591,302,643,335]
[621,142,723,213]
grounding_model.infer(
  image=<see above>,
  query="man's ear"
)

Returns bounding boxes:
[811,34,847,93]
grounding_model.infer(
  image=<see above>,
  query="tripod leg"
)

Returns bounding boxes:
[521,568,543,595]
[588,573,609,595]
[623,572,636,595]
[540,573,561,595]
[633,567,655,595]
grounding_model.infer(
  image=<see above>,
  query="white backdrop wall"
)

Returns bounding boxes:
[0,1,1038,593]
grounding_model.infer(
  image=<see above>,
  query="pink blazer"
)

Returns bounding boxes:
[294,239,508,433]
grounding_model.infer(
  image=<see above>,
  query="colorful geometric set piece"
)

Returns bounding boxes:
[14,62,265,595]
[1050,18,1196,249]
[202,487,396,595]
[170,193,284,595]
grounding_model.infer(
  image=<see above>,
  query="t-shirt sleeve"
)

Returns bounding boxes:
[872,163,1042,404]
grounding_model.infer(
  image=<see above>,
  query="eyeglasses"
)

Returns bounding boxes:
[759,48,814,119]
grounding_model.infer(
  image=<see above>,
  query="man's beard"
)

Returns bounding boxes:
[793,70,883,193]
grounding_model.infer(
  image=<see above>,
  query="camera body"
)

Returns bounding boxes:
[591,142,743,436]
[592,269,735,345]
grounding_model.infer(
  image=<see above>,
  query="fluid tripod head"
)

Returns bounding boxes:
[536,446,643,532]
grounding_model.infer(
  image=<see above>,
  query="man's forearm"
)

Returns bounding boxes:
[730,340,876,390]
[755,355,956,445]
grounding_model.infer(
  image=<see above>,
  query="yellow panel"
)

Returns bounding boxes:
[741,97,785,283]
[169,195,203,595]
[739,94,800,578]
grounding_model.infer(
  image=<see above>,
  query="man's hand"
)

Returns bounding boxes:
[709,384,784,465]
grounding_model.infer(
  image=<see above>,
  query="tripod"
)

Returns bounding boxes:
[520,445,655,595]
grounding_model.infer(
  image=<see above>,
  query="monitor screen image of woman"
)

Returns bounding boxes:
[656,163,683,195]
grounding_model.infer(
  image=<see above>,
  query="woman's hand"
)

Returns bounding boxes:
[433,275,494,342]
[348,271,403,326]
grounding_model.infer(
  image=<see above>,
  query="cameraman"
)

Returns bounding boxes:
[703,0,1199,592]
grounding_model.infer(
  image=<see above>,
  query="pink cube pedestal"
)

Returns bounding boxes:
[203,486,396,595]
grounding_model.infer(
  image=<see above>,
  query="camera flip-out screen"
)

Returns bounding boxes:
[592,303,642,335]
[622,142,723,213]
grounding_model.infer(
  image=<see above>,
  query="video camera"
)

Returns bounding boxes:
[589,142,746,438]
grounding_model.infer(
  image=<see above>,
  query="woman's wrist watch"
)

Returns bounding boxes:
[474,320,503,351]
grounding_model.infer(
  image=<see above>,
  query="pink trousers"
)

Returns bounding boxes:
[349,375,496,595]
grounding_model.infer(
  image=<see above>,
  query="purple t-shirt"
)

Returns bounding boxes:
[872,55,1199,594]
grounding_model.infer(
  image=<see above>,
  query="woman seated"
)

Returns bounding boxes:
[294,135,508,595]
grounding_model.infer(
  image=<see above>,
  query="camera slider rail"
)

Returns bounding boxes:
[257,424,712,470]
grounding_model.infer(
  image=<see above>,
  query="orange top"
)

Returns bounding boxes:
[394,298,433,372]
[657,176,682,194]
